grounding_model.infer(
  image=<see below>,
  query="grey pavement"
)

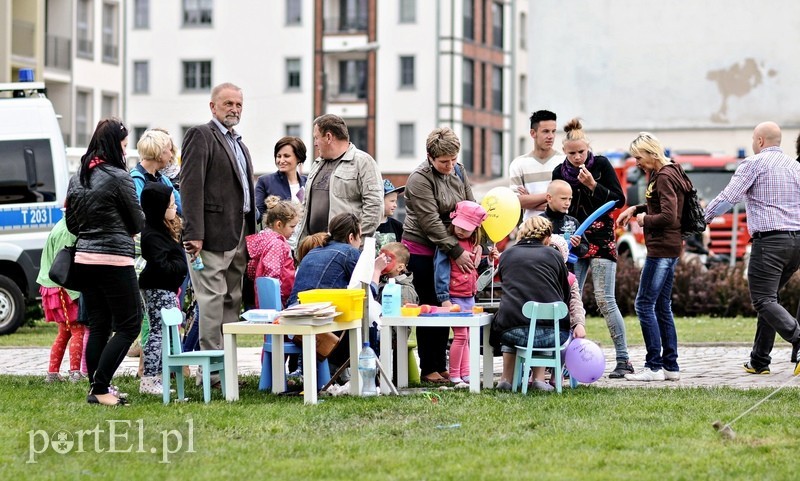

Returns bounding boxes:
[3,344,798,389]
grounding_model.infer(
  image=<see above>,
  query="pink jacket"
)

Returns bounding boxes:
[245,229,295,307]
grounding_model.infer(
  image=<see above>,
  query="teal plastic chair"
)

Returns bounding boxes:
[512,301,577,394]
[161,307,225,404]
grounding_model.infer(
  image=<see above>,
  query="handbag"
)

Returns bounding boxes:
[49,245,78,290]
[291,332,343,362]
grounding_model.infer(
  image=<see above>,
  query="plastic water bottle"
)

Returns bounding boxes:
[191,254,204,271]
[381,278,401,317]
[358,342,378,396]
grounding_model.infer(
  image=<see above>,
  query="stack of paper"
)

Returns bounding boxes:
[279,302,341,326]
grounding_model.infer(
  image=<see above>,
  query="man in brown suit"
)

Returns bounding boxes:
[181,83,256,376]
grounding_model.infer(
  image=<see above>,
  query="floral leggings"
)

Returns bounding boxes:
[49,322,86,373]
[142,289,178,378]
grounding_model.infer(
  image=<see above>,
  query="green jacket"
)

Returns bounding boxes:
[36,218,80,300]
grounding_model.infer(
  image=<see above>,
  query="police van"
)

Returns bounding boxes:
[0,75,70,334]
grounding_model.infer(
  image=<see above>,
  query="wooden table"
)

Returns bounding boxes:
[222,319,362,404]
[379,313,493,393]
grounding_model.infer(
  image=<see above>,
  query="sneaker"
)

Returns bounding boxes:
[743,362,770,375]
[45,372,64,383]
[531,380,554,392]
[663,369,681,381]
[68,370,87,383]
[139,376,164,396]
[453,381,470,389]
[495,380,512,391]
[625,368,665,381]
[608,361,635,379]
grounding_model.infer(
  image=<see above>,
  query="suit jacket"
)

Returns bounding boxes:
[180,120,256,251]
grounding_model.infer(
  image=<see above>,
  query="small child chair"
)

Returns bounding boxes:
[161,307,225,404]
[512,301,578,394]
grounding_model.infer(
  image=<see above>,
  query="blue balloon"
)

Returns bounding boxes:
[568,200,617,262]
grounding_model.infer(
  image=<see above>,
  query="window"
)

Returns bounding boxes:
[338,60,367,99]
[101,93,118,118]
[102,2,119,64]
[349,125,367,150]
[399,0,416,23]
[134,0,149,29]
[286,0,301,25]
[75,90,92,146]
[76,0,93,59]
[519,12,526,50]
[133,61,149,93]
[286,58,301,90]
[399,56,415,88]
[133,126,148,145]
[462,59,474,106]
[491,130,503,176]
[519,136,527,157]
[182,61,212,91]
[519,74,526,112]
[285,124,301,137]
[492,66,503,112]
[340,0,367,31]
[0,139,58,204]
[398,124,415,157]
[461,126,474,172]
[492,2,503,48]
[463,0,474,40]
[183,0,212,26]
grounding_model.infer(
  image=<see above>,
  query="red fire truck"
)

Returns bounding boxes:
[613,152,750,266]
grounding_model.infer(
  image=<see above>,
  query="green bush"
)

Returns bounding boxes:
[582,257,800,318]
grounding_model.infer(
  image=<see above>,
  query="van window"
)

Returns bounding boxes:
[0,139,57,204]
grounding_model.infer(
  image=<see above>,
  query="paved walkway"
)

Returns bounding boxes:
[4,344,798,389]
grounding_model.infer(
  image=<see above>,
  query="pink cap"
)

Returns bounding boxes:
[450,200,488,231]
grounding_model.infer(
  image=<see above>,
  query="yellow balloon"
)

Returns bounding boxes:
[480,187,521,242]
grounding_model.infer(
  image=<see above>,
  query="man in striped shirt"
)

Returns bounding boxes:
[705,121,800,377]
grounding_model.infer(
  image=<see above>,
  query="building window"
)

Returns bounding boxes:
[398,123,415,157]
[183,0,212,26]
[182,61,212,91]
[285,124,301,137]
[399,0,415,23]
[492,66,503,112]
[286,0,301,25]
[349,125,367,150]
[492,2,503,49]
[338,60,367,100]
[102,2,119,64]
[76,90,92,146]
[519,136,527,157]
[519,74,526,112]
[519,12,526,50]
[463,59,474,107]
[134,0,149,29]
[461,126,474,172]
[463,0,474,40]
[399,56,415,88]
[133,61,149,94]
[340,0,368,32]
[491,130,503,176]
[286,58,301,90]
[76,0,93,59]
[133,126,149,145]
[101,93,118,118]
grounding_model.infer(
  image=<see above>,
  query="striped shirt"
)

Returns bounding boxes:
[705,146,800,235]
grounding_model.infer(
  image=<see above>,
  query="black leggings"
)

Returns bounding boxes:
[407,253,449,376]
[77,263,142,395]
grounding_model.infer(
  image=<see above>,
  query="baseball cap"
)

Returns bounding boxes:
[383,179,405,196]
[450,200,487,231]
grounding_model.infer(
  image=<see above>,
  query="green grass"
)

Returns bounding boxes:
[2,375,798,480]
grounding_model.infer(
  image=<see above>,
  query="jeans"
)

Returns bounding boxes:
[747,234,800,369]
[574,257,629,362]
[500,326,570,353]
[634,257,679,371]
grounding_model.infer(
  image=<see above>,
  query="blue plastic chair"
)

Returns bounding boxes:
[256,277,331,391]
[512,301,578,394]
[160,307,225,404]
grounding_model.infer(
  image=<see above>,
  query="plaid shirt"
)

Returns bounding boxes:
[705,146,800,235]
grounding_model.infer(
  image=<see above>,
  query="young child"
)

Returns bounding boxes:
[541,179,589,260]
[138,183,189,395]
[375,180,405,251]
[435,201,495,387]
[378,242,419,306]
[246,195,300,308]
[37,217,86,383]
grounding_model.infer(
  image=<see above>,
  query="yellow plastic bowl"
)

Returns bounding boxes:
[400,306,422,317]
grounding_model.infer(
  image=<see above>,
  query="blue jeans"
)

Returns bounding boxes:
[574,258,629,362]
[634,256,679,371]
[499,327,570,353]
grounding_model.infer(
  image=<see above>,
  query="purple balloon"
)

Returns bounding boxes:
[564,338,605,384]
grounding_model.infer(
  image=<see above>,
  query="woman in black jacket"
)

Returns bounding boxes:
[66,118,145,406]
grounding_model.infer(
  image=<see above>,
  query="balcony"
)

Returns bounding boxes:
[327,81,366,102]
[45,35,72,71]
[12,20,35,58]
[102,44,119,64]
[324,15,368,34]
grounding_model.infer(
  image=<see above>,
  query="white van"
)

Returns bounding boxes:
[0,79,70,334]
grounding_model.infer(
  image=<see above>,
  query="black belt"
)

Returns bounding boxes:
[751,230,800,240]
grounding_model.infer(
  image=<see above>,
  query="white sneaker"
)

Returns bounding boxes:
[140,376,164,396]
[624,368,665,381]
[663,369,681,381]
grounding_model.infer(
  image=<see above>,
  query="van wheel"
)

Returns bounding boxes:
[0,276,25,335]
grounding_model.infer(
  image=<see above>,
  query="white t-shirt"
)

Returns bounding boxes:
[509,150,566,219]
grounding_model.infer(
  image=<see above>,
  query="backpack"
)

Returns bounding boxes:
[681,186,706,239]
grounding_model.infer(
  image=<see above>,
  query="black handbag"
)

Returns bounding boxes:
[49,245,78,290]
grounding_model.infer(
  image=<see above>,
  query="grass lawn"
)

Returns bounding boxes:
[2,375,798,480]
